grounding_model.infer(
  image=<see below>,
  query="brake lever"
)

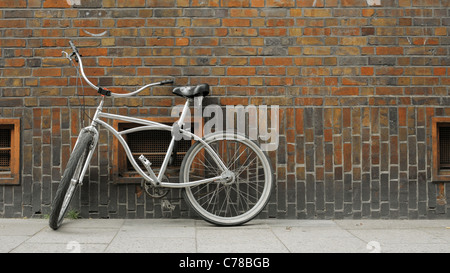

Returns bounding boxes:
[62,51,71,61]
[61,50,80,63]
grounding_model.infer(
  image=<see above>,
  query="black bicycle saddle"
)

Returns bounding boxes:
[172,84,210,98]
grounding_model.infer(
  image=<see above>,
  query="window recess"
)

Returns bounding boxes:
[0,119,20,185]
[432,117,450,182]
[112,117,197,183]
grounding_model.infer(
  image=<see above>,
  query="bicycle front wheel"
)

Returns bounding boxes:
[180,133,274,226]
[49,132,93,230]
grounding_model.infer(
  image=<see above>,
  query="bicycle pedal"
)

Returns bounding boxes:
[138,155,160,186]
[161,199,175,211]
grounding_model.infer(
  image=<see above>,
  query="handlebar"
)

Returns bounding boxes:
[67,40,173,97]
[160,80,174,85]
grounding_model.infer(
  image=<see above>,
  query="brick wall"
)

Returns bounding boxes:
[0,0,449,219]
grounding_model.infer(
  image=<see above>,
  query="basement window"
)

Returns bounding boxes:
[113,118,195,183]
[0,119,20,185]
[432,117,450,182]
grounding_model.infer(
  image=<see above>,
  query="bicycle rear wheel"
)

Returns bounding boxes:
[180,133,274,226]
[49,132,93,230]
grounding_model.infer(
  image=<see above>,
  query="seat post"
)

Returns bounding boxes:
[177,99,190,128]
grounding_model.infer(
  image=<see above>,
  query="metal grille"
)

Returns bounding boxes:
[0,150,10,171]
[440,126,450,169]
[0,128,11,171]
[0,129,11,148]
[125,128,192,171]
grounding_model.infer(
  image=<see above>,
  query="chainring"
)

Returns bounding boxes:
[142,173,170,198]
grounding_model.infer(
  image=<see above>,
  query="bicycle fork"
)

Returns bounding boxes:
[71,99,103,186]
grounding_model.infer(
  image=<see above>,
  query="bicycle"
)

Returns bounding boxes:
[49,41,274,230]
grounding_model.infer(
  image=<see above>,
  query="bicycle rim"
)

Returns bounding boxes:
[181,133,273,226]
[49,132,92,230]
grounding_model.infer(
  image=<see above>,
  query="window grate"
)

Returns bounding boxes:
[0,128,11,171]
[0,150,10,171]
[440,126,450,169]
[123,125,192,171]
[0,120,19,184]
[0,128,11,148]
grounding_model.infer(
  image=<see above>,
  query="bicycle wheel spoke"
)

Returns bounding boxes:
[235,156,258,178]
[183,135,273,225]
[226,145,249,170]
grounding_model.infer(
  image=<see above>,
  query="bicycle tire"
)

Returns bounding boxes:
[49,132,93,230]
[180,132,274,226]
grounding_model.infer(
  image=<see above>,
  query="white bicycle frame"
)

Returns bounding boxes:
[65,42,229,189]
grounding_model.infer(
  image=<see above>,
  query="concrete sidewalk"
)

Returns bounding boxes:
[1,218,450,253]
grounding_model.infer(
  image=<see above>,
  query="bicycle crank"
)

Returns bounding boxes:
[142,172,170,199]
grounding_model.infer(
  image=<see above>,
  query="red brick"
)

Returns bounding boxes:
[342,0,371,6]
[434,67,446,76]
[0,19,26,28]
[361,67,374,76]
[118,0,146,7]
[117,19,146,28]
[221,77,248,85]
[376,87,403,95]
[266,77,293,86]
[113,58,142,66]
[223,18,251,27]
[43,0,70,8]
[227,67,256,76]
[303,8,332,17]
[4,59,25,67]
[265,57,293,66]
[3,68,30,77]
[222,0,250,7]
[229,28,257,37]
[40,78,67,86]
[376,67,404,76]
[73,19,100,28]
[33,68,61,77]
[79,48,108,56]
[376,47,403,55]
[251,0,264,6]
[331,87,359,96]
[220,97,249,105]
[0,0,26,7]
[230,9,258,17]
[267,0,294,6]
[295,108,303,135]
[176,38,189,46]
[143,98,173,106]
[260,28,287,36]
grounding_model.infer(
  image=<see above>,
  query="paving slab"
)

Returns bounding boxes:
[106,236,197,253]
[334,219,450,229]
[272,226,368,253]
[0,218,47,236]
[11,242,108,253]
[105,219,197,253]
[335,219,450,253]
[1,218,450,253]
[0,235,30,253]
[196,227,289,253]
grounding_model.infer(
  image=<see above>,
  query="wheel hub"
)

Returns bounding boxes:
[220,170,235,185]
